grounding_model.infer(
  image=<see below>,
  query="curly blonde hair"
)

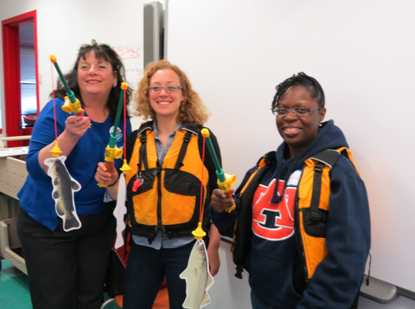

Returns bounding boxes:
[135,60,210,125]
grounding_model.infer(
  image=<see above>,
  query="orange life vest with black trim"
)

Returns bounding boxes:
[232,147,359,280]
[297,147,360,279]
[126,122,209,242]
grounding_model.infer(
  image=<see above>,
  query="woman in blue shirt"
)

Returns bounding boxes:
[17,41,132,309]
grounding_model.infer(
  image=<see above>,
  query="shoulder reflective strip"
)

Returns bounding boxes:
[137,125,152,136]
[309,149,340,168]
[181,127,198,136]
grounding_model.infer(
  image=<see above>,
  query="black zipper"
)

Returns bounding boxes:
[154,163,162,228]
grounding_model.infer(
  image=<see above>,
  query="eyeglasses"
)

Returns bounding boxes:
[147,85,183,93]
[273,106,320,117]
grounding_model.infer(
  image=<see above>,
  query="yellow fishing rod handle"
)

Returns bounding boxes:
[218,173,236,213]
[97,147,123,187]
[104,146,123,165]
[62,96,83,116]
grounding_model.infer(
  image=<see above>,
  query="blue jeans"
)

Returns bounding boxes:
[123,240,195,309]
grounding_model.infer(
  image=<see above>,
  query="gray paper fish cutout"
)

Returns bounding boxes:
[45,156,82,232]
[180,239,214,309]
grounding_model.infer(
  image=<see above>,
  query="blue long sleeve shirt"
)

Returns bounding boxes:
[18,98,131,231]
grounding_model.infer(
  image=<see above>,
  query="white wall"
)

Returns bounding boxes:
[166,0,415,307]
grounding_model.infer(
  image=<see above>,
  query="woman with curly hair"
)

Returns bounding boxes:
[96,60,222,309]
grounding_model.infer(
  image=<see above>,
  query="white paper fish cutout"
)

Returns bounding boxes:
[45,156,82,232]
[180,239,214,309]
[114,173,127,249]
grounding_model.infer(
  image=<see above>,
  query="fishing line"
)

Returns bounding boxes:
[50,61,58,142]
[123,86,127,159]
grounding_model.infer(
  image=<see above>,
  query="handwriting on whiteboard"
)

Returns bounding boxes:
[114,46,141,60]
[113,45,143,89]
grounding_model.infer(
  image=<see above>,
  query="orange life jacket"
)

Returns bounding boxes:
[232,147,359,280]
[126,122,209,242]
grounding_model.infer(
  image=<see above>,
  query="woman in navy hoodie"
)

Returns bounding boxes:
[210,72,370,309]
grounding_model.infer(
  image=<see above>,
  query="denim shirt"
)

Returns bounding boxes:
[132,121,195,249]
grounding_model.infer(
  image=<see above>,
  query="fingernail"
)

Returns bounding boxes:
[79,116,84,120]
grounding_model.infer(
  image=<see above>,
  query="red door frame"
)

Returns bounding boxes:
[2,10,38,147]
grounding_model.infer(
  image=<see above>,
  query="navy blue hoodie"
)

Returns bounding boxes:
[211,120,370,308]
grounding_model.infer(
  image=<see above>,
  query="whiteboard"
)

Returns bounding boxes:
[166,0,415,293]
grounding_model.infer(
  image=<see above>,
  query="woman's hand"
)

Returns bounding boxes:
[37,115,91,173]
[211,188,235,213]
[95,161,119,187]
[63,115,91,142]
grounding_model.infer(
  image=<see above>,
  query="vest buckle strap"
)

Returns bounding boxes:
[183,132,191,143]
[152,167,162,175]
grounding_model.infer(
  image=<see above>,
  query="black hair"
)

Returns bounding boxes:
[52,40,131,119]
[271,72,325,113]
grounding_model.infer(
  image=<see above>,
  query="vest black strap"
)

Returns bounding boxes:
[309,149,341,221]
[135,121,154,171]
[310,162,325,220]
[139,132,149,171]
[174,130,193,170]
